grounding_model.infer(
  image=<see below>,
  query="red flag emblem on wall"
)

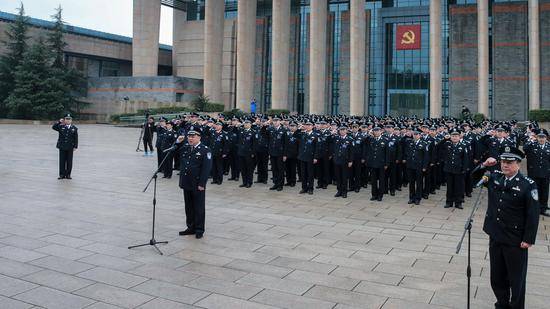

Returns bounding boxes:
[396,25,421,50]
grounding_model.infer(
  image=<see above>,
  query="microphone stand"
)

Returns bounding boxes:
[456,185,484,309]
[128,147,175,255]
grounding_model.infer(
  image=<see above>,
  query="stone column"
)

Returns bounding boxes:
[132,0,161,76]
[309,0,327,115]
[271,0,291,111]
[477,0,489,117]
[236,0,257,112]
[350,0,366,116]
[429,0,442,118]
[529,0,541,110]
[172,8,187,76]
[204,0,225,103]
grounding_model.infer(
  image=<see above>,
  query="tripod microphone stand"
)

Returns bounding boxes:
[456,185,484,309]
[128,148,175,255]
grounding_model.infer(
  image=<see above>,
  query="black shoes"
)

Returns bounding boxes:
[58,176,64,179]
[276,187,283,191]
[354,188,360,193]
[308,189,313,195]
[370,197,377,201]
[65,176,72,179]
[455,203,463,209]
[239,184,247,188]
[269,186,278,190]
[377,197,383,202]
[342,192,347,198]
[541,209,550,217]
[444,203,453,208]
[334,191,342,197]
[390,191,395,196]
[299,189,307,194]
[179,229,195,236]
[414,200,420,205]
[195,233,203,239]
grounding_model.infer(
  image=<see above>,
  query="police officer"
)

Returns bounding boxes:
[442,128,468,209]
[404,128,430,205]
[315,121,332,189]
[142,116,155,156]
[238,120,256,188]
[175,129,212,239]
[227,118,241,181]
[333,126,353,198]
[365,125,388,201]
[298,121,318,195]
[209,122,229,185]
[52,113,78,179]
[155,117,167,168]
[481,147,539,309]
[523,128,550,216]
[159,122,178,178]
[349,123,365,193]
[267,117,286,191]
[283,122,299,187]
[254,118,269,184]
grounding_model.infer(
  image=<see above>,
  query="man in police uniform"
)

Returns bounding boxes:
[209,122,229,185]
[442,128,468,209]
[238,120,256,188]
[365,125,388,201]
[267,117,286,191]
[176,129,212,239]
[482,147,539,309]
[523,128,550,216]
[298,121,318,195]
[283,122,300,187]
[52,113,78,179]
[404,128,430,205]
[333,126,353,198]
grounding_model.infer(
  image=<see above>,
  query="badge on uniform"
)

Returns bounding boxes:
[531,189,539,201]
[207,152,212,159]
[512,186,520,192]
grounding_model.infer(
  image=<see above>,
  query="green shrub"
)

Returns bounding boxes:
[529,109,550,122]
[473,113,486,124]
[203,103,225,112]
[266,109,290,116]
[136,106,194,115]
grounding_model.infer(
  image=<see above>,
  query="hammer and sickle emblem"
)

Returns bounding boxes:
[401,30,415,45]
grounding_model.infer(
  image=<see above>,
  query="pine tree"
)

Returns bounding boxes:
[48,5,67,69]
[0,2,29,117]
[5,38,67,119]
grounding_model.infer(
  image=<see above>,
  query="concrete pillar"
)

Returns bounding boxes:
[477,0,490,117]
[271,0,291,111]
[132,0,161,76]
[350,0,366,116]
[172,9,187,76]
[429,0,442,118]
[204,0,225,103]
[236,0,257,112]
[529,0,541,110]
[309,0,328,115]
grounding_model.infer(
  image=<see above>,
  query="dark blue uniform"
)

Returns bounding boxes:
[238,128,256,187]
[52,121,78,178]
[297,131,318,193]
[209,130,229,184]
[255,126,269,183]
[157,128,178,178]
[348,132,365,192]
[442,140,469,207]
[315,129,332,189]
[227,126,240,180]
[177,142,212,236]
[365,135,389,201]
[283,130,299,186]
[404,139,430,204]
[523,140,550,212]
[267,125,286,189]
[332,135,353,197]
[483,171,539,309]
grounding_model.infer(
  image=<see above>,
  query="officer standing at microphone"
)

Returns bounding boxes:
[175,129,212,239]
[481,146,539,309]
[52,113,78,179]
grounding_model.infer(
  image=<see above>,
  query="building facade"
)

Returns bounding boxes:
[153,0,548,120]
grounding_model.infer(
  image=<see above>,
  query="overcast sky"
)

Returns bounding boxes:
[0,0,174,45]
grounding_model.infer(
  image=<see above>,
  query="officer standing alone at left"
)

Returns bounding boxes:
[481,147,539,309]
[52,113,78,179]
[176,129,212,239]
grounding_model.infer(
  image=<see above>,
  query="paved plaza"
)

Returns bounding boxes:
[1,124,550,309]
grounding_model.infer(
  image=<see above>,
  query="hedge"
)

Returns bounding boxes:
[266,109,290,116]
[203,103,225,112]
[110,106,195,122]
[529,109,550,122]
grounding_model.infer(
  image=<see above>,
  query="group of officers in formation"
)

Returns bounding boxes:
[141,112,549,216]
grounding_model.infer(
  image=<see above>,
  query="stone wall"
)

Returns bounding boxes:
[449,5,478,118]
[492,2,528,120]
[540,1,550,110]
[83,76,202,121]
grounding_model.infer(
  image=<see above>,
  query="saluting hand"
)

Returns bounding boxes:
[177,136,185,143]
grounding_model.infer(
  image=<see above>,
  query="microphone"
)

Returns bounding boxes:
[163,145,176,153]
[474,173,490,188]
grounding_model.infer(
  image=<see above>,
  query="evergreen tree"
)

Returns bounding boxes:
[48,5,67,69]
[0,2,29,117]
[5,38,67,119]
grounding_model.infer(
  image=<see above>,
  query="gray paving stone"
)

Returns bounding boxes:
[74,283,154,308]
[305,285,387,308]
[22,270,94,292]
[225,259,293,278]
[354,281,434,303]
[381,298,451,308]
[179,262,247,281]
[0,274,38,297]
[285,269,360,290]
[0,295,33,309]
[136,298,197,309]
[14,286,95,309]
[84,302,124,309]
[0,236,50,250]
[251,289,336,309]
[0,246,47,263]
[29,256,95,275]
[76,267,149,289]
[131,280,209,305]
[40,234,95,248]
[268,256,337,274]
[77,253,143,272]
[0,257,43,278]
[195,293,278,309]
[35,244,94,260]
[236,273,314,296]
[185,276,263,300]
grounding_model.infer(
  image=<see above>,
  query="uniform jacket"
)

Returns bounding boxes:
[52,122,78,150]
[365,136,389,168]
[267,126,286,157]
[237,129,256,157]
[442,140,469,174]
[283,130,300,159]
[483,171,540,245]
[404,139,430,170]
[523,141,550,179]
[177,142,213,191]
[297,131,318,162]
[209,130,230,157]
[332,135,353,165]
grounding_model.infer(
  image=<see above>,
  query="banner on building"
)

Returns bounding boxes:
[396,25,421,50]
